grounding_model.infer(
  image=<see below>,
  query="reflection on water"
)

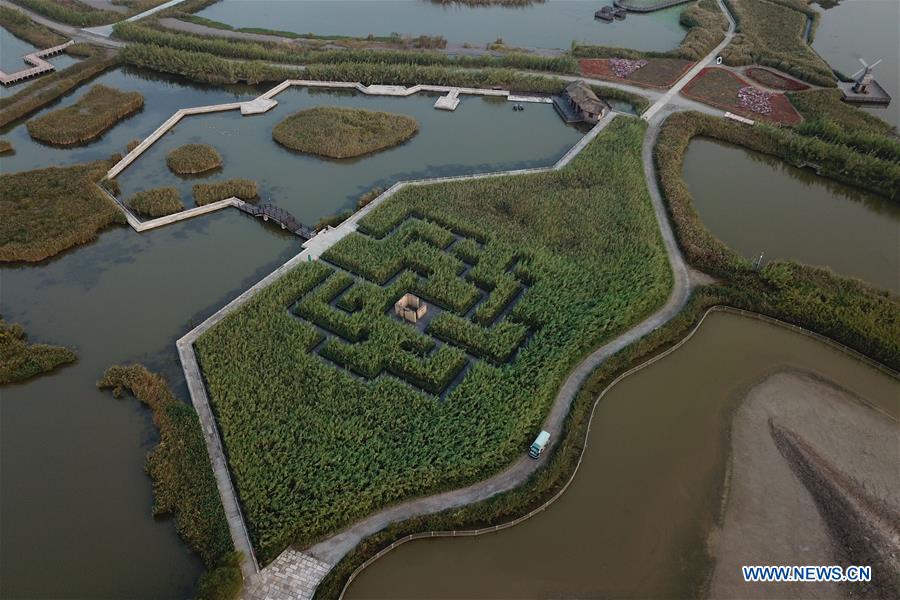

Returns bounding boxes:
[196,0,688,50]
[683,138,900,293]
[346,311,899,599]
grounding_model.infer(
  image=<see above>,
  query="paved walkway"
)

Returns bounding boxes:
[642,0,737,121]
[0,0,122,48]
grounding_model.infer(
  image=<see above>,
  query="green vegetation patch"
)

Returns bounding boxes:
[0,319,75,384]
[0,161,125,262]
[272,107,419,159]
[722,0,835,86]
[0,48,119,128]
[0,5,67,47]
[26,84,144,146]
[196,117,672,562]
[9,0,119,27]
[788,89,896,136]
[98,365,241,600]
[127,187,185,217]
[192,179,258,206]
[166,143,223,175]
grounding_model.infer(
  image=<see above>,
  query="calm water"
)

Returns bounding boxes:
[346,311,899,599]
[114,88,582,224]
[682,138,900,293]
[0,67,584,598]
[195,0,688,50]
[0,27,78,99]
[813,0,900,129]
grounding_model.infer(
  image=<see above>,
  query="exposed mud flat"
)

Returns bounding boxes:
[708,370,899,599]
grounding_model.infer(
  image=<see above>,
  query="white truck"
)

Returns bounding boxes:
[528,430,551,459]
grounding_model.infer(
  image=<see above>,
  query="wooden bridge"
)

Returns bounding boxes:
[0,41,73,86]
[235,202,316,239]
[613,0,694,12]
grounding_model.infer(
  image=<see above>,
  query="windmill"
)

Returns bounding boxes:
[850,58,883,94]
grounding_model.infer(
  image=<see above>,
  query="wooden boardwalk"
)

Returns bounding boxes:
[613,0,694,12]
[235,202,316,239]
[0,40,72,86]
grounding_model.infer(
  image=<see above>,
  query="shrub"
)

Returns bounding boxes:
[127,187,184,217]
[0,161,125,262]
[192,179,259,205]
[97,365,240,600]
[0,319,75,383]
[272,107,419,159]
[26,85,144,146]
[166,143,223,175]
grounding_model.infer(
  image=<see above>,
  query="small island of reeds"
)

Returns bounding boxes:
[1,318,76,384]
[25,85,144,146]
[272,107,419,159]
[127,187,185,218]
[166,143,223,175]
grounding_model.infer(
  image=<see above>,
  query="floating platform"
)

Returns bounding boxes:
[434,88,460,111]
[838,80,892,106]
[241,97,278,115]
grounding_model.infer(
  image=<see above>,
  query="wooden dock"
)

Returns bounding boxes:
[0,40,73,86]
[613,0,694,12]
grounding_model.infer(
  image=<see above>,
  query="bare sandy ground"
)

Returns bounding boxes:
[707,370,899,599]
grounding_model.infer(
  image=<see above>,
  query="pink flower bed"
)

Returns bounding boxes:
[609,58,648,78]
[737,86,774,115]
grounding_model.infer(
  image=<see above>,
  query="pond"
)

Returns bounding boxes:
[0,27,79,99]
[345,310,899,599]
[681,138,900,293]
[812,0,899,129]
[194,0,689,51]
[0,65,585,598]
[114,87,583,225]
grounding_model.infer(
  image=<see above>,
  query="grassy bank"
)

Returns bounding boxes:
[0,160,125,262]
[0,5,66,48]
[167,143,223,174]
[721,0,835,86]
[195,117,672,562]
[0,139,12,154]
[0,318,75,384]
[26,84,144,146]
[127,187,184,217]
[272,107,418,159]
[97,365,241,600]
[0,48,120,128]
[112,21,578,73]
[9,0,119,27]
[192,179,258,205]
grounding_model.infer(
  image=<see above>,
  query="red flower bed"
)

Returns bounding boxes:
[578,58,693,89]
[681,67,802,125]
[745,67,811,91]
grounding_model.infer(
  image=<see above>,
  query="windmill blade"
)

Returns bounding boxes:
[869,58,883,69]
[851,67,865,78]
[859,57,870,68]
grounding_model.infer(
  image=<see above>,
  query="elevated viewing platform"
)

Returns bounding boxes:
[838,80,891,106]
[613,0,695,12]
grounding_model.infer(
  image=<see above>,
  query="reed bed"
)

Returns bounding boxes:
[0,319,75,384]
[166,143,223,175]
[26,84,144,146]
[192,179,258,206]
[127,187,185,217]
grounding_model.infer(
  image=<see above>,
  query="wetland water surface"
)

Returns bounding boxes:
[0,28,78,99]
[114,87,582,224]
[0,67,583,598]
[195,0,688,50]
[346,311,899,599]
[682,138,900,293]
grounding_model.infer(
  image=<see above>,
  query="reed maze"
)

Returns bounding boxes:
[293,216,532,398]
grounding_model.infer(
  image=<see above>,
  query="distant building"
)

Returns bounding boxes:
[553,80,611,124]
[395,293,427,324]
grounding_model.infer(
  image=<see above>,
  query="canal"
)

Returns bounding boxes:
[0,67,581,598]
[345,310,899,599]
[682,138,899,294]
[194,0,689,51]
